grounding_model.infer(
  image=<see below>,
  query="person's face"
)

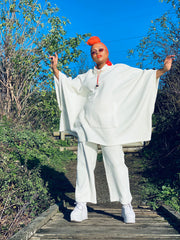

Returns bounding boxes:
[91,43,109,66]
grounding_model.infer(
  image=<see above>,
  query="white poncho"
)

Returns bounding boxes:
[55,64,159,145]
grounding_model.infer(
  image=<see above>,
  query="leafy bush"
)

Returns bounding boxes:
[127,0,180,211]
[22,90,60,131]
[140,110,180,211]
[0,121,76,238]
[0,156,51,238]
[141,182,180,211]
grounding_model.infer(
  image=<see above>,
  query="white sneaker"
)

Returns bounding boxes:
[70,202,88,222]
[121,203,135,223]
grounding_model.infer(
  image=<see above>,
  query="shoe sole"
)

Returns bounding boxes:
[71,218,88,223]
[122,217,135,224]
[124,220,135,224]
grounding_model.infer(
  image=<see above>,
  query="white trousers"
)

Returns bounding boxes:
[75,141,132,204]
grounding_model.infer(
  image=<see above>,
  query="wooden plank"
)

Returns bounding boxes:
[60,146,78,151]
[53,133,147,153]
[47,211,167,220]
[71,206,152,211]
[31,237,180,240]
[52,131,60,137]
[37,224,178,235]
[33,237,180,240]
[31,235,180,240]
[87,213,164,218]
[67,207,158,215]
[53,131,148,148]
[42,221,171,228]
[33,232,180,239]
[59,145,144,153]
[31,208,180,239]
[30,206,180,240]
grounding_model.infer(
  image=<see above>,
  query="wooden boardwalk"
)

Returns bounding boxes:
[26,151,180,240]
[30,206,180,240]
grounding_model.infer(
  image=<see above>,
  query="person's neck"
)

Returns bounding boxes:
[96,62,106,69]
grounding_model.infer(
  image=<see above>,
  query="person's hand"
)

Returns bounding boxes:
[49,53,59,79]
[156,55,175,79]
[163,55,175,72]
[49,53,58,70]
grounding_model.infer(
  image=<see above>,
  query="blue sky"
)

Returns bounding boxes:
[43,0,171,68]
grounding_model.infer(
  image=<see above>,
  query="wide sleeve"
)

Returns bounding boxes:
[54,71,87,135]
[54,71,83,111]
[114,66,160,143]
[117,64,159,116]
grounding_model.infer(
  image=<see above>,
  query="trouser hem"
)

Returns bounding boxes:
[76,200,97,204]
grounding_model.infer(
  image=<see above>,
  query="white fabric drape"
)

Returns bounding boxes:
[75,142,132,204]
[54,64,159,145]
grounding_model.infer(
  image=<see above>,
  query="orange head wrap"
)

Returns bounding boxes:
[87,36,112,66]
[87,36,101,46]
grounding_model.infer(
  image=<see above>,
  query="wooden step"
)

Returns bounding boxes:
[53,131,149,153]
[59,145,144,153]
[30,207,180,240]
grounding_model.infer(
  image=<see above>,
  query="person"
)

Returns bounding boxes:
[49,36,175,224]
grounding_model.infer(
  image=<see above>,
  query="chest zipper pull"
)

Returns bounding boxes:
[96,70,101,88]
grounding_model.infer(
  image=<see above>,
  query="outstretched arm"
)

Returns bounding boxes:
[156,55,175,79]
[49,53,59,80]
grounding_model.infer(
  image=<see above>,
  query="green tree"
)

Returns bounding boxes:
[0,0,89,119]
[128,0,180,208]
[128,0,179,67]
[128,0,179,114]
